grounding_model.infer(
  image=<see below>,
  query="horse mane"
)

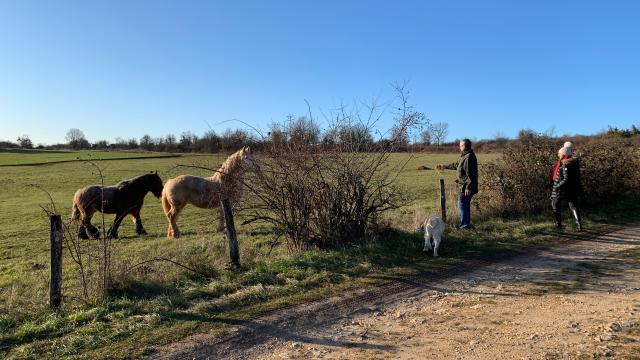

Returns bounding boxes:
[116,180,131,189]
[115,173,157,190]
[211,149,245,183]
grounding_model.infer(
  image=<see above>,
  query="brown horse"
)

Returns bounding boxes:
[72,172,164,239]
[161,147,259,239]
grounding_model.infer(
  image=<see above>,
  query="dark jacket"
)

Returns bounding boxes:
[552,157,583,200]
[445,150,479,195]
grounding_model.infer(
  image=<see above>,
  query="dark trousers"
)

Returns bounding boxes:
[458,194,473,229]
[551,197,581,229]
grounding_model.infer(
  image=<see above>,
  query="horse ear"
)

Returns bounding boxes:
[245,146,251,153]
[155,170,157,175]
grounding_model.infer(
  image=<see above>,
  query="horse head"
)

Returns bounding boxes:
[241,146,260,171]
[148,171,164,198]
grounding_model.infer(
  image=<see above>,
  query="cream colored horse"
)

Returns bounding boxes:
[161,147,259,239]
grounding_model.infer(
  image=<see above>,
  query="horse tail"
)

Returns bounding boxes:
[71,200,81,221]
[161,191,171,215]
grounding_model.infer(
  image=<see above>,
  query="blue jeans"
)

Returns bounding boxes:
[458,194,473,229]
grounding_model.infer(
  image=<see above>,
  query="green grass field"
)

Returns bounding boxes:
[1,150,635,359]
[0,149,179,166]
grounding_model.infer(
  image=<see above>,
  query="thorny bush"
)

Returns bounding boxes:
[477,135,640,217]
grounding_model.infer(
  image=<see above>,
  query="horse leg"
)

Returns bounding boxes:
[75,207,92,239]
[216,204,225,232]
[131,209,147,235]
[165,203,183,239]
[83,213,100,239]
[78,223,89,239]
[107,212,125,239]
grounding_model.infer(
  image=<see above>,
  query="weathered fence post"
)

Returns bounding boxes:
[439,179,447,223]
[50,215,63,309]
[220,197,240,268]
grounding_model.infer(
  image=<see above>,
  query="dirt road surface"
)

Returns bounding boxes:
[150,225,640,359]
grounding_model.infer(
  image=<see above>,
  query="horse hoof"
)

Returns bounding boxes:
[78,233,89,240]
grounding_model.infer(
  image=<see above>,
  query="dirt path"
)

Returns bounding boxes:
[150,225,640,360]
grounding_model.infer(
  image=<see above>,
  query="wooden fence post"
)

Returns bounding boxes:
[50,215,63,309]
[220,198,240,268]
[439,179,447,223]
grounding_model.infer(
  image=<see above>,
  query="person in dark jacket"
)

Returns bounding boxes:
[551,144,583,230]
[439,139,478,229]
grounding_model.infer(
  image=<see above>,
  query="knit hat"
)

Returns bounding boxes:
[558,146,573,157]
[563,141,574,149]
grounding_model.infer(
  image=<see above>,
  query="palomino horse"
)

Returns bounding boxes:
[161,146,259,239]
[72,172,164,239]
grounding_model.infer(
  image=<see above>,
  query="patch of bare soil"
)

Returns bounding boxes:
[149,226,640,360]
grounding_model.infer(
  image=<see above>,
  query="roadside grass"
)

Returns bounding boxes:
[0,151,637,359]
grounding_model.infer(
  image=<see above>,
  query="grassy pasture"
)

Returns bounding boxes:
[3,150,635,359]
[0,149,178,166]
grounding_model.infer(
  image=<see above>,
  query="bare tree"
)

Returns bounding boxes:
[517,128,536,141]
[139,135,153,151]
[126,138,138,149]
[92,140,109,149]
[66,128,90,149]
[493,130,508,141]
[337,123,373,151]
[221,128,251,151]
[268,122,287,147]
[430,122,449,145]
[165,134,177,151]
[178,131,197,152]
[390,124,409,147]
[289,116,320,146]
[419,129,432,145]
[17,134,33,149]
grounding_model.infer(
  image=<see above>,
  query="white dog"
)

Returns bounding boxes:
[421,215,445,257]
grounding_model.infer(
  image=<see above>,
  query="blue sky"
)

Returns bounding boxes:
[1,0,638,145]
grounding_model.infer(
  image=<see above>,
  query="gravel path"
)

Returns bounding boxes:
[149,225,640,360]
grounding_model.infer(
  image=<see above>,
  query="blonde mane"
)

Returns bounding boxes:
[210,148,247,202]
[211,149,245,183]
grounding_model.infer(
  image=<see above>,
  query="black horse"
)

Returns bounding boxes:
[71,172,163,239]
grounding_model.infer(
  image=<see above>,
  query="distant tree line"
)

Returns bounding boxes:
[2,123,638,153]
[606,125,640,138]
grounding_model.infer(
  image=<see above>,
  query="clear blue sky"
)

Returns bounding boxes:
[1,0,638,145]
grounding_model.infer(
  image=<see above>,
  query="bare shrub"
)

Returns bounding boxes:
[476,136,560,217]
[34,180,112,303]
[579,137,640,203]
[63,162,115,302]
[478,135,640,217]
[243,86,426,251]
